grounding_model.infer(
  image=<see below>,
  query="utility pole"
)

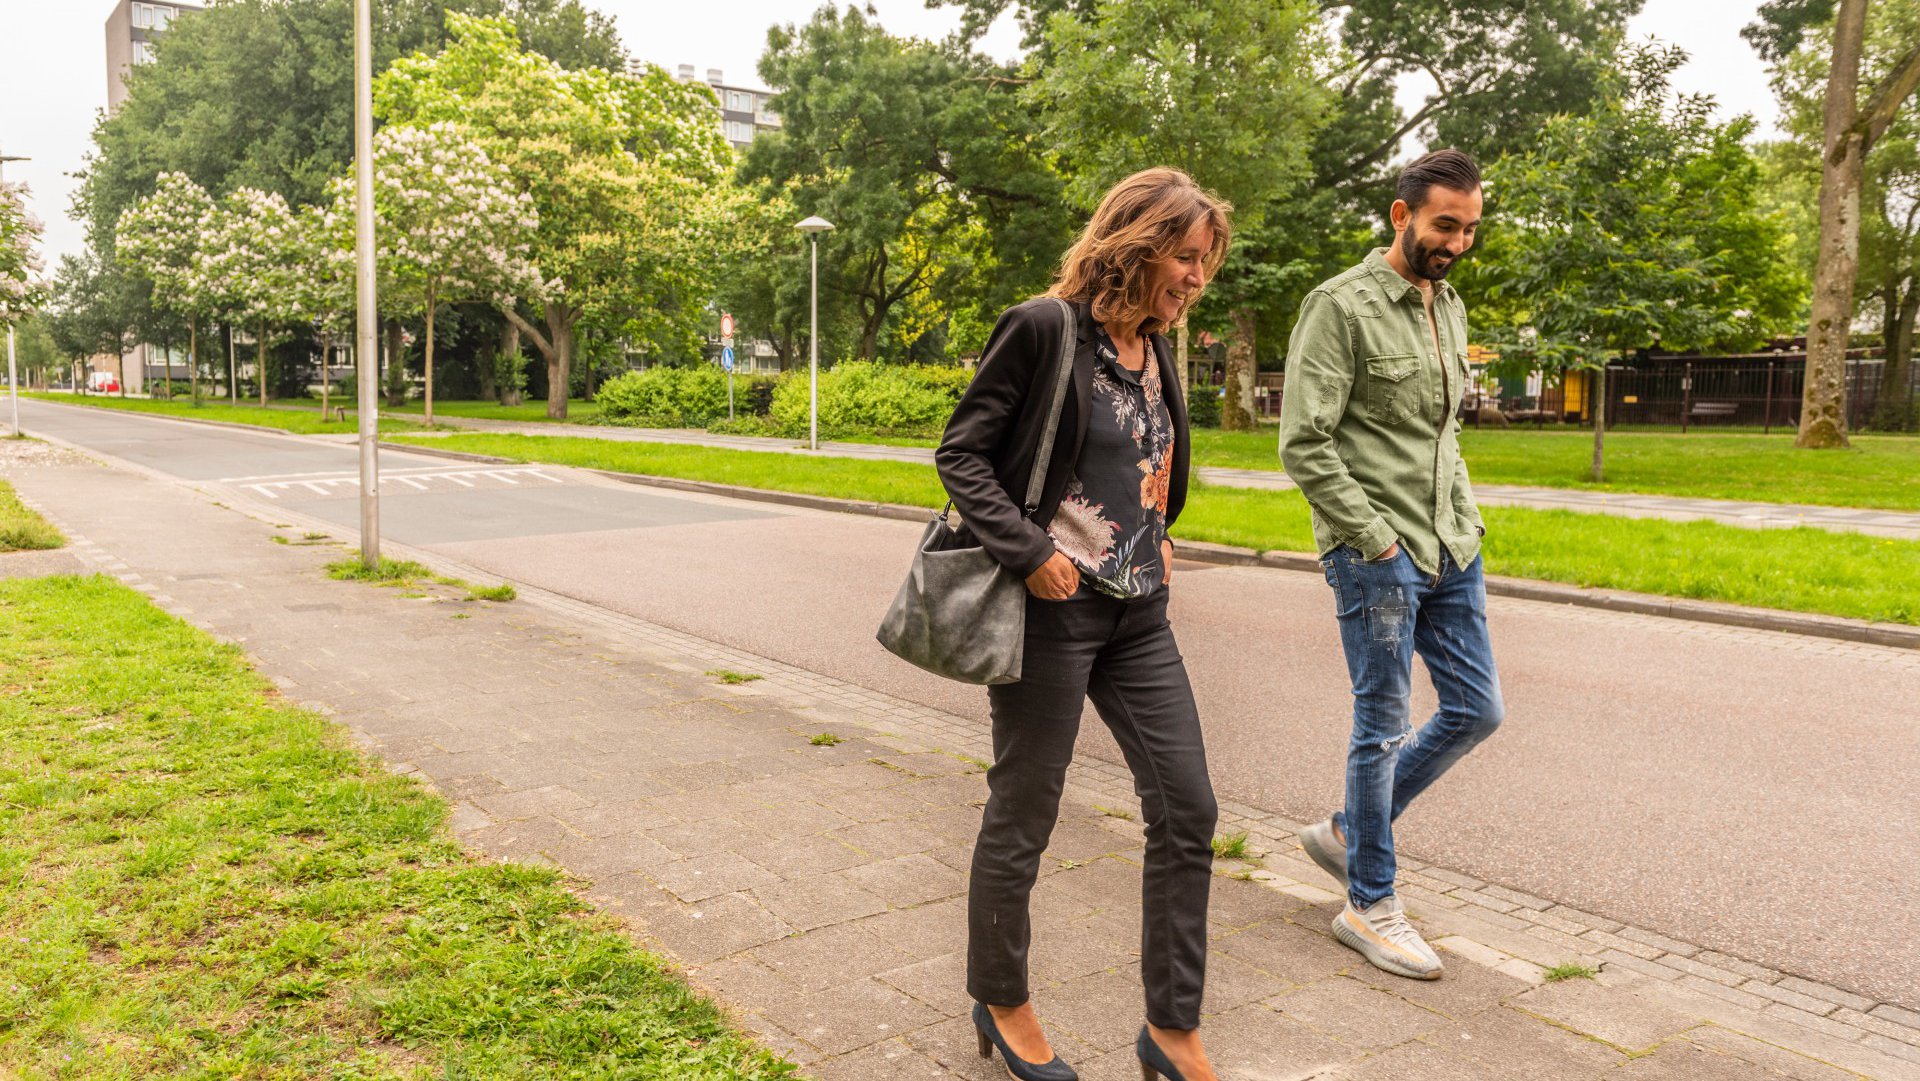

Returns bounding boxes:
[2,148,28,438]
[353,0,381,566]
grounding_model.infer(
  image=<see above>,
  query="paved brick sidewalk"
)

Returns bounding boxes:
[405,413,1920,541]
[7,444,1918,1080]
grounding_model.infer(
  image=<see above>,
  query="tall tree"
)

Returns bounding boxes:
[76,0,626,255]
[1027,0,1332,430]
[1463,46,1806,480]
[1,180,48,333]
[363,122,541,424]
[198,187,304,404]
[745,7,1071,364]
[375,15,729,418]
[1747,0,1920,447]
[116,172,222,401]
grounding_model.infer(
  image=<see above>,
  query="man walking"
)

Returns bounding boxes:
[1277,149,1504,981]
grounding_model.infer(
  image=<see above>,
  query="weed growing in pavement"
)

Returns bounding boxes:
[0,575,794,1077]
[1211,832,1252,860]
[270,534,289,544]
[327,556,432,582]
[708,669,763,685]
[325,558,515,603]
[808,732,843,746]
[1094,804,1135,821]
[1543,962,1600,982]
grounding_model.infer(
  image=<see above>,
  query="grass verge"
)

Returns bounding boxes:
[325,556,515,602]
[0,574,791,1078]
[1184,427,1920,511]
[0,480,63,552]
[390,433,1920,625]
[23,393,422,435]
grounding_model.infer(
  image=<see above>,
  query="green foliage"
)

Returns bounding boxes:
[596,368,774,427]
[326,557,433,583]
[1463,46,1807,373]
[1544,961,1601,981]
[769,362,969,438]
[745,6,1069,362]
[1211,832,1252,859]
[1186,384,1223,429]
[74,0,627,253]
[0,575,790,1077]
[0,480,65,552]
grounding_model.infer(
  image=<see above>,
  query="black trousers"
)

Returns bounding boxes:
[966,587,1217,1030]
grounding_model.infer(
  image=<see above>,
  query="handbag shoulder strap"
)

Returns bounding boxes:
[1022,296,1078,514]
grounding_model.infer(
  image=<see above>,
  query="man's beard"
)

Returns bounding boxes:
[1401,227,1456,281]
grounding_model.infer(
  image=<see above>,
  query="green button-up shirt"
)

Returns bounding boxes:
[1277,248,1484,575]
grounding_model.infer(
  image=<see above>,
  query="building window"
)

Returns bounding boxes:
[727,90,753,112]
[132,3,174,29]
[726,121,754,144]
[132,40,157,64]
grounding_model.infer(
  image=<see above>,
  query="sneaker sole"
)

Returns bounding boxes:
[1332,914,1444,981]
[1298,827,1349,892]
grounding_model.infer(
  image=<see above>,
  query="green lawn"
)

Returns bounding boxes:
[23,393,423,435]
[0,479,64,552]
[392,432,1920,625]
[1185,428,1920,511]
[278,398,607,425]
[0,574,792,1079]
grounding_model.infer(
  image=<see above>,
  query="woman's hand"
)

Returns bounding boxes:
[1025,551,1080,600]
[1161,539,1174,584]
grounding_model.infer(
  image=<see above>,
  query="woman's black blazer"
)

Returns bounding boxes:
[934,297,1190,579]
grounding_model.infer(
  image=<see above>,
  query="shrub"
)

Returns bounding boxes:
[1186,383,1223,428]
[595,368,774,427]
[768,362,969,438]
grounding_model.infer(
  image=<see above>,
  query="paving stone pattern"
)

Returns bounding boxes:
[10,450,1920,1081]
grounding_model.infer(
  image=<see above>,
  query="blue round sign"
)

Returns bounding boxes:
[721,345,735,372]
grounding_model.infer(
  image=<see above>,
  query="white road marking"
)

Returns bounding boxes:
[227,466,564,500]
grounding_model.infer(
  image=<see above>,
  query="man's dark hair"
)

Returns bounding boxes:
[1397,150,1482,212]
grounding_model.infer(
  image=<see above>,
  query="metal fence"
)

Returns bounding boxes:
[1515,359,1919,432]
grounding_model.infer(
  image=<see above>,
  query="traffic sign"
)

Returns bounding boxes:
[720,312,734,337]
[721,335,734,349]
[721,345,735,372]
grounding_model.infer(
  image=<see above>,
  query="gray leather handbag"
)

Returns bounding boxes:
[876,297,1076,685]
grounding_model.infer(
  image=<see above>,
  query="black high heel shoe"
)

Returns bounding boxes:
[972,1002,1079,1081]
[1136,1026,1187,1081]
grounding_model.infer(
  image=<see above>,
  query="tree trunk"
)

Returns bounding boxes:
[256,325,268,406]
[423,287,437,427]
[1590,363,1608,483]
[1177,325,1191,389]
[1872,284,1919,431]
[1221,308,1259,431]
[545,307,573,420]
[319,338,330,420]
[189,316,199,403]
[1797,0,1869,449]
[498,320,521,406]
[227,324,237,403]
[384,319,407,407]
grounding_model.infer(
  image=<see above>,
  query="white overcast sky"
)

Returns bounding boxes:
[1,0,1783,265]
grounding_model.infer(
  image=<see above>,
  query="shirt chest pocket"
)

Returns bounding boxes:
[1365,353,1425,424]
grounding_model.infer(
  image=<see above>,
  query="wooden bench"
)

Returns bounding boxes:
[1688,401,1738,419]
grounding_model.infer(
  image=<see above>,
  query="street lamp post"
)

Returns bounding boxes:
[794,215,834,451]
[352,0,381,567]
[3,149,29,438]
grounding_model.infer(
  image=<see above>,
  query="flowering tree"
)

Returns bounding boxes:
[366,122,540,424]
[2,181,50,429]
[291,196,356,418]
[116,172,219,401]
[376,15,729,418]
[1,181,48,322]
[200,186,303,404]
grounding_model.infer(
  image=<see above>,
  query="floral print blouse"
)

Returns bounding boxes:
[1046,328,1177,599]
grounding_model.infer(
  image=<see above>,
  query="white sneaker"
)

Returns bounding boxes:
[1297,818,1348,892]
[1332,896,1444,980]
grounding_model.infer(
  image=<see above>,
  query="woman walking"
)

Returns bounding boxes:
[936,167,1232,1081]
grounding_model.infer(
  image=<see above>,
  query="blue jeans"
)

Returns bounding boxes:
[1322,545,1505,907]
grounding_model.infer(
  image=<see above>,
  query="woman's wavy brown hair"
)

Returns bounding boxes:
[1048,167,1233,335]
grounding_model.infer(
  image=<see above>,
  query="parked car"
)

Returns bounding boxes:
[88,373,121,393]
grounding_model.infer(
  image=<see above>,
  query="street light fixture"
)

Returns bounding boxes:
[794,215,834,451]
[2,149,30,439]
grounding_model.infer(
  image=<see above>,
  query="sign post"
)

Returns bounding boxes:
[721,340,735,419]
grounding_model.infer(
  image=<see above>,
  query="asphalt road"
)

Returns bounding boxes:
[21,398,1920,1008]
